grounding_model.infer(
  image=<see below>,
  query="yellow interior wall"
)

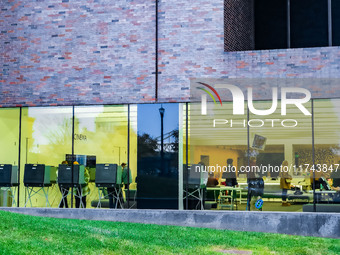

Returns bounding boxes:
[192,146,243,178]
[0,109,20,165]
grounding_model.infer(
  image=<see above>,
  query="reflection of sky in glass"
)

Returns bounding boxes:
[28,104,178,147]
[137,104,179,138]
[130,105,138,133]
[75,105,103,132]
[29,107,72,147]
[29,106,104,148]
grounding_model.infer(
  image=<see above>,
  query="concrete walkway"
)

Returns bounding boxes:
[0,207,339,238]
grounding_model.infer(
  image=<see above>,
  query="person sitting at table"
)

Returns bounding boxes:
[310,168,331,190]
[221,158,238,203]
[331,170,340,202]
[309,167,332,202]
[207,172,219,187]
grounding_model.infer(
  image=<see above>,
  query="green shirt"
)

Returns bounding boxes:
[122,167,132,184]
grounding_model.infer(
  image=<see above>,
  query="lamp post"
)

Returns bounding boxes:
[159,105,165,160]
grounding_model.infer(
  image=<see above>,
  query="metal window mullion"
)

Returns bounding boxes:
[185,102,188,210]
[328,0,333,46]
[17,107,22,207]
[312,100,316,212]
[246,103,250,211]
[71,105,75,208]
[155,0,159,100]
[127,104,130,208]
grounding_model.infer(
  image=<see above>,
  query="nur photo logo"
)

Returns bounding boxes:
[196,81,312,128]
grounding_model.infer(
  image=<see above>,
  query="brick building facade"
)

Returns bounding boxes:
[1,0,340,107]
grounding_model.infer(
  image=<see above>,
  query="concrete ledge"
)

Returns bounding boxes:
[1,207,339,238]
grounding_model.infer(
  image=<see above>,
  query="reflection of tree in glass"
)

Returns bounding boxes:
[138,133,158,158]
[138,129,179,158]
[43,118,72,164]
[169,129,178,152]
[46,119,72,145]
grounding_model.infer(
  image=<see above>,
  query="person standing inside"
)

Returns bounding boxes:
[247,157,264,211]
[222,158,238,187]
[280,160,292,206]
[108,163,131,209]
[58,160,69,208]
[74,161,90,208]
[121,163,132,189]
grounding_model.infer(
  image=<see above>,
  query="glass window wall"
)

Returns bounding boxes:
[20,107,73,208]
[0,99,339,212]
[188,101,248,210]
[72,105,129,209]
[134,103,179,209]
[314,99,340,207]
[248,100,313,212]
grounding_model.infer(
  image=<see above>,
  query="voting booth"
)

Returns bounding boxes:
[186,164,208,188]
[95,164,122,187]
[24,164,51,187]
[183,164,208,210]
[23,164,52,207]
[58,164,86,187]
[0,164,19,207]
[57,164,86,208]
[0,164,18,187]
[95,164,123,208]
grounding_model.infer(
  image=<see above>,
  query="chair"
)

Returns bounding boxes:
[218,188,237,210]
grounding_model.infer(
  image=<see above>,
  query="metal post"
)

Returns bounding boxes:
[127,104,130,208]
[25,138,28,164]
[119,147,121,165]
[312,100,316,212]
[185,102,189,210]
[160,109,164,159]
[71,105,75,208]
[17,107,22,207]
[246,105,251,211]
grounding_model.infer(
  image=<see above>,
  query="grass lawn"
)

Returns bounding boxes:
[0,210,339,255]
